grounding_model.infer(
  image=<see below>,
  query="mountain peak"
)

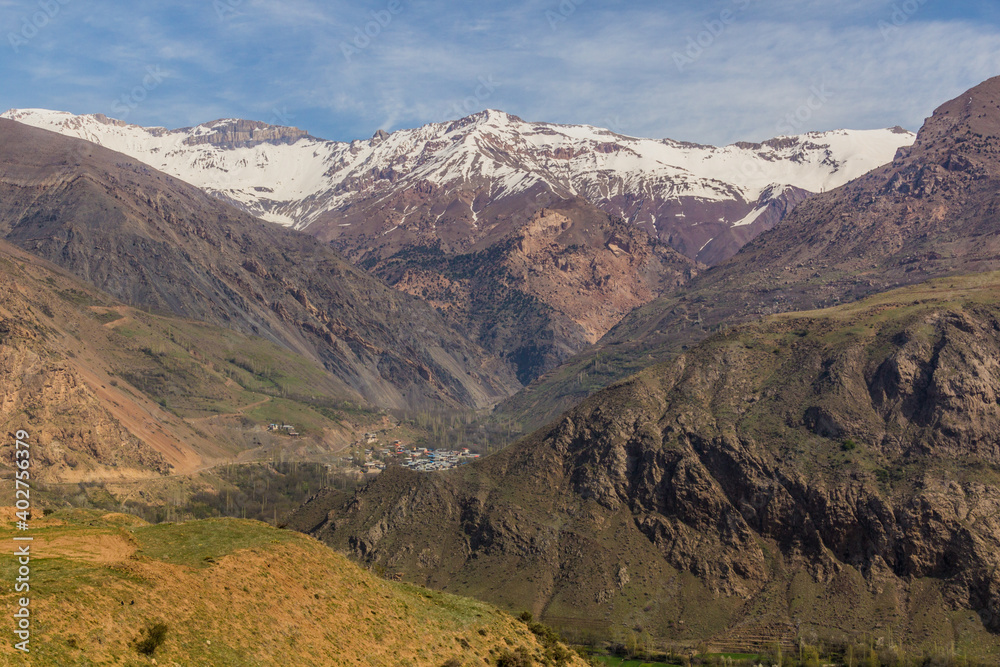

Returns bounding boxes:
[3,107,168,134]
[888,77,1000,178]
[911,76,1000,143]
[931,75,1000,124]
[466,109,521,124]
[442,108,521,134]
[2,108,314,150]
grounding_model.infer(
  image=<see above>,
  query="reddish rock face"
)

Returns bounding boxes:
[360,198,699,384]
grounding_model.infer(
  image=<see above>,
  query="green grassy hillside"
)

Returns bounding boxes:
[0,508,585,666]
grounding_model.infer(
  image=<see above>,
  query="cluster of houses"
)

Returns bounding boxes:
[398,447,481,472]
[267,423,300,437]
[339,436,481,475]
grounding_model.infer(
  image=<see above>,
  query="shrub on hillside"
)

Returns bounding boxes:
[132,621,169,656]
[495,647,533,667]
[528,621,560,647]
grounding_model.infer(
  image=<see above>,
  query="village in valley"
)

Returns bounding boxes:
[268,422,481,475]
[347,431,482,475]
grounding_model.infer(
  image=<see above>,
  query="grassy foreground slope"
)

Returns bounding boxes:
[0,509,584,666]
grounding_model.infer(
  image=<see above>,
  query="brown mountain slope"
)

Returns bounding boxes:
[366,201,697,383]
[290,273,1000,657]
[0,236,375,483]
[0,119,518,410]
[0,240,206,481]
[499,75,1000,430]
[3,109,910,387]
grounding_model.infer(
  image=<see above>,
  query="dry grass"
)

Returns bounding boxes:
[0,508,584,666]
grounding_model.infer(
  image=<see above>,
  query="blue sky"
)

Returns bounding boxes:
[2,0,1000,145]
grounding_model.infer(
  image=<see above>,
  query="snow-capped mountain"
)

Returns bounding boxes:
[1,108,913,264]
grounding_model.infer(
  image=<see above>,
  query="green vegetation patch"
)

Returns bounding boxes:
[131,517,295,568]
[244,397,340,435]
[55,288,100,307]
[91,309,125,325]
[589,656,679,667]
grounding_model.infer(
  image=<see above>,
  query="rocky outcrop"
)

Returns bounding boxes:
[0,346,170,480]
[0,250,175,482]
[181,119,312,149]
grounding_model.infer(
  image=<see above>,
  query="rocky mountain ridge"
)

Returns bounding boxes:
[0,109,912,385]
